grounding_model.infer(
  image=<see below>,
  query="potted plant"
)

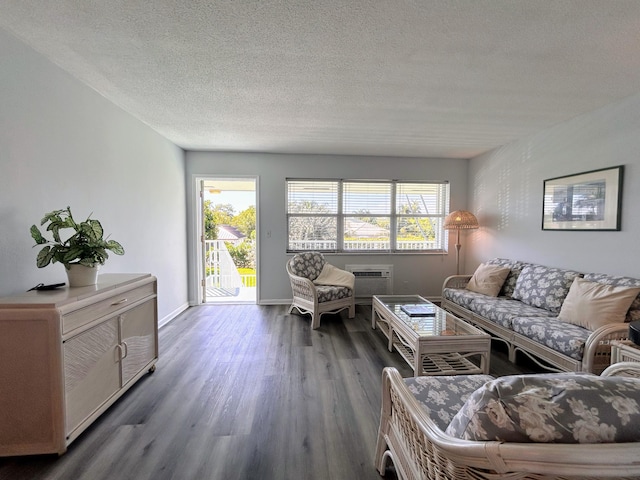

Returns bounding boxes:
[30,206,125,287]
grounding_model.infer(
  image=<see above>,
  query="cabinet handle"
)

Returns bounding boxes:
[111,298,128,306]
[115,344,124,362]
[122,341,129,359]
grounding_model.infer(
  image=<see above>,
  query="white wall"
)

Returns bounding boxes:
[0,28,189,324]
[467,93,640,277]
[186,152,470,304]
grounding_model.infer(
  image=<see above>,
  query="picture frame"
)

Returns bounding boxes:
[542,165,623,231]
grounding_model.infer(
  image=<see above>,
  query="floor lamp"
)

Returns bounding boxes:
[444,210,479,275]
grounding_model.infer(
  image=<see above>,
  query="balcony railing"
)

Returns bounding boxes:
[205,240,256,294]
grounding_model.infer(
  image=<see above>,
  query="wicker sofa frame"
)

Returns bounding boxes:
[441,275,630,374]
[375,363,640,480]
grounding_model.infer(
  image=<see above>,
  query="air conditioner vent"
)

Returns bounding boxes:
[345,264,393,301]
[352,270,386,277]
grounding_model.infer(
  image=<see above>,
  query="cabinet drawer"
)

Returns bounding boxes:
[62,283,155,334]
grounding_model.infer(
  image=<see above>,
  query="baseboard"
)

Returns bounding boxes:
[258,298,292,306]
[159,302,189,328]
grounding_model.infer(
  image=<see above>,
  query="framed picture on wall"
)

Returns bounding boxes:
[542,165,623,231]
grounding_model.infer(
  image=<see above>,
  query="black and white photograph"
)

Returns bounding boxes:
[542,166,624,231]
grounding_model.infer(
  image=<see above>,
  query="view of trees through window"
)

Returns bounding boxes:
[204,200,256,269]
[287,179,449,252]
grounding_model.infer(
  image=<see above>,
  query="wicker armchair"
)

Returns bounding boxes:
[375,364,640,480]
[286,252,355,329]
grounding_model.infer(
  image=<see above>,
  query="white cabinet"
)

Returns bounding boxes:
[0,274,158,456]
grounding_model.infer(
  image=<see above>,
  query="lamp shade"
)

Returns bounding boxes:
[444,210,479,230]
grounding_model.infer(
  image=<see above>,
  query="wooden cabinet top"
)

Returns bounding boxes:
[0,273,155,309]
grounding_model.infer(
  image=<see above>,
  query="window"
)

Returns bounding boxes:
[287,179,450,252]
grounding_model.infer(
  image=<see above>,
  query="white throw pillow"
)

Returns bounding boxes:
[558,277,640,330]
[465,263,511,297]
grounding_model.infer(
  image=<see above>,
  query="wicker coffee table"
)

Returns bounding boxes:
[372,295,491,375]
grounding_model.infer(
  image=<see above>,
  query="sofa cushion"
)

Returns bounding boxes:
[443,287,488,310]
[583,273,640,322]
[445,373,640,443]
[511,316,590,360]
[558,277,640,331]
[404,374,495,431]
[471,297,555,329]
[512,264,582,313]
[485,258,526,297]
[466,263,511,297]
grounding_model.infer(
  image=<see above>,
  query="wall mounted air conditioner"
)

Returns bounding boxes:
[345,264,393,302]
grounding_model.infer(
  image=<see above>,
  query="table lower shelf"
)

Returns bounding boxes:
[393,340,485,375]
[373,310,489,376]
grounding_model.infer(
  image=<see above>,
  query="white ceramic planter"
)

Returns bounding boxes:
[66,264,99,287]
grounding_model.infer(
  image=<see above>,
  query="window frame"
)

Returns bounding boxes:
[286,178,450,253]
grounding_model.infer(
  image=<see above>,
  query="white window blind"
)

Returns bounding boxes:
[287,180,339,251]
[287,179,449,253]
[343,182,391,251]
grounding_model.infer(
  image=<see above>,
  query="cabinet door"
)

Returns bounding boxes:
[120,299,157,386]
[64,318,120,436]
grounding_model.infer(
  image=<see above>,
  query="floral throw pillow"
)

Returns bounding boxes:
[511,264,582,313]
[485,258,526,297]
[445,373,640,443]
[289,252,326,281]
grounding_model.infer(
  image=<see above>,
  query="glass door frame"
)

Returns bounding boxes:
[192,175,259,305]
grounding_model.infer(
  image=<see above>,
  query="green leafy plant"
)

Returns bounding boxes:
[30,206,125,269]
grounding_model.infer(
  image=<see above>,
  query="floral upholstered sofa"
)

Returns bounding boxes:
[441,259,640,373]
[375,363,640,480]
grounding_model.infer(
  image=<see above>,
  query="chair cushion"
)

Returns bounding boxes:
[512,264,582,313]
[445,373,640,443]
[404,374,495,431]
[558,277,640,331]
[288,252,326,281]
[466,263,511,297]
[316,285,352,303]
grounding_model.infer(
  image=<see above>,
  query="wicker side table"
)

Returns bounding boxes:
[611,340,640,364]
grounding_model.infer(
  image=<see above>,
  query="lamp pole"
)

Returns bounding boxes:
[444,210,479,276]
[454,228,461,275]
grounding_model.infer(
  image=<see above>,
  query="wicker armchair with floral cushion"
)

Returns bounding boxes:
[375,363,640,480]
[286,252,355,330]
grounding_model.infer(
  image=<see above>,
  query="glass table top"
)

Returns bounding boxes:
[375,295,480,337]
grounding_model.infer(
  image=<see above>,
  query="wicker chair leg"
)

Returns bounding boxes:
[311,311,321,329]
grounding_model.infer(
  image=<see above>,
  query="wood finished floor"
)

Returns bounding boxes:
[0,304,537,480]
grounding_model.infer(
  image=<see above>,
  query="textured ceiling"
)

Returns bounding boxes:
[2,1,640,158]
